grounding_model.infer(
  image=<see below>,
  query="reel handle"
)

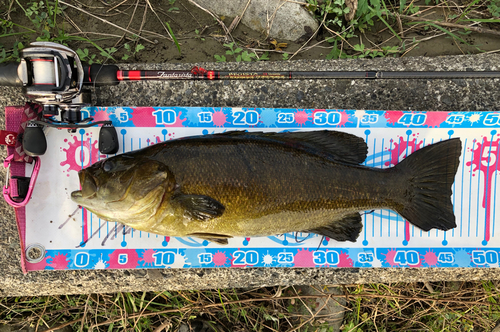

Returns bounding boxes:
[0,62,23,87]
[22,122,47,157]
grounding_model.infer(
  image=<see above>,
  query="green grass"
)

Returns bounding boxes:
[1,0,499,64]
[0,282,499,331]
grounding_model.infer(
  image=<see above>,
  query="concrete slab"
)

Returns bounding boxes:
[1,55,500,296]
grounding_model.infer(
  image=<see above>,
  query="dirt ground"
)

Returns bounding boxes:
[2,0,500,65]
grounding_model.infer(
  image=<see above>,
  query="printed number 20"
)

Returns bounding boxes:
[233,250,258,265]
[233,110,259,125]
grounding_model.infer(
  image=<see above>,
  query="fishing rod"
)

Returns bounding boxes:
[3,43,500,88]
[1,41,500,158]
[102,67,500,82]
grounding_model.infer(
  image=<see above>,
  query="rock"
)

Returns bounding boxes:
[190,0,318,42]
[287,285,345,332]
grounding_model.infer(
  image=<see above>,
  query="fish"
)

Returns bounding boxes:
[71,131,462,245]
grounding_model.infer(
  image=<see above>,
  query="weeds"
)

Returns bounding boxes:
[215,42,269,62]
[0,282,499,331]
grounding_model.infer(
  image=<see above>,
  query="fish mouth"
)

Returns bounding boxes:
[71,171,98,203]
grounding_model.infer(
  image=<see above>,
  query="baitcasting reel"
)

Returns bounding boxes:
[0,41,119,156]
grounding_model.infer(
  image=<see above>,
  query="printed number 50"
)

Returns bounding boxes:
[482,146,497,167]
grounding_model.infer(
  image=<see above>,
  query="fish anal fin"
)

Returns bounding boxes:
[172,194,225,221]
[188,233,232,245]
[307,213,363,242]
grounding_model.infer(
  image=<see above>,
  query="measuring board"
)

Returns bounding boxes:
[11,106,500,271]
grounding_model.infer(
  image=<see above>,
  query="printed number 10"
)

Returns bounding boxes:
[152,109,177,125]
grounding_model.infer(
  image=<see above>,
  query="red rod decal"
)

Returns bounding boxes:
[117,70,124,81]
[128,71,141,80]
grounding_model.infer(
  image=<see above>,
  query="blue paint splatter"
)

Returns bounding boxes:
[260,108,277,127]
[184,108,201,126]
[453,249,471,267]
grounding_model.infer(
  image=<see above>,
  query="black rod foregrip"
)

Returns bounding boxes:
[0,62,22,86]
[83,64,120,86]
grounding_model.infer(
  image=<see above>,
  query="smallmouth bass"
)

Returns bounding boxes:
[71,131,462,244]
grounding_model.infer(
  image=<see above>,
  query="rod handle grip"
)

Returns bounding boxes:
[0,62,22,87]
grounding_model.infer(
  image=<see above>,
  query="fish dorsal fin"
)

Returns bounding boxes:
[214,130,368,165]
[306,212,363,242]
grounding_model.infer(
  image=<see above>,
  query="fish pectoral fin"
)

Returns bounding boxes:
[307,212,363,242]
[188,233,232,245]
[172,194,225,221]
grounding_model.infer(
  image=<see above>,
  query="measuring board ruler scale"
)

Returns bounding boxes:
[15,107,500,271]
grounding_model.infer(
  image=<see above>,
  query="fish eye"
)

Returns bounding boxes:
[103,160,115,172]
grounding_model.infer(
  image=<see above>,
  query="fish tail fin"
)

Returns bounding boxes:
[393,138,462,231]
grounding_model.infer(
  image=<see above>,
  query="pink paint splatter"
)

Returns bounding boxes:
[382,249,399,267]
[384,136,425,244]
[163,111,187,127]
[25,256,50,271]
[423,250,438,267]
[140,249,156,266]
[213,251,229,266]
[107,249,140,269]
[337,111,352,127]
[92,108,111,122]
[424,112,450,128]
[384,111,405,125]
[60,136,105,175]
[131,107,157,127]
[337,251,353,267]
[213,111,228,127]
[384,136,424,167]
[49,253,70,269]
[294,110,310,126]
[82,209,89,244]
[293,248,315,267]
[465,136,500,243]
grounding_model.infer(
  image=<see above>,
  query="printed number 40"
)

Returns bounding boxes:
[394,250,419,265]
[397,113,426,126]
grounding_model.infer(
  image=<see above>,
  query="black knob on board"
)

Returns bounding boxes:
[22,122,47,156]
[99,124,119,154]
